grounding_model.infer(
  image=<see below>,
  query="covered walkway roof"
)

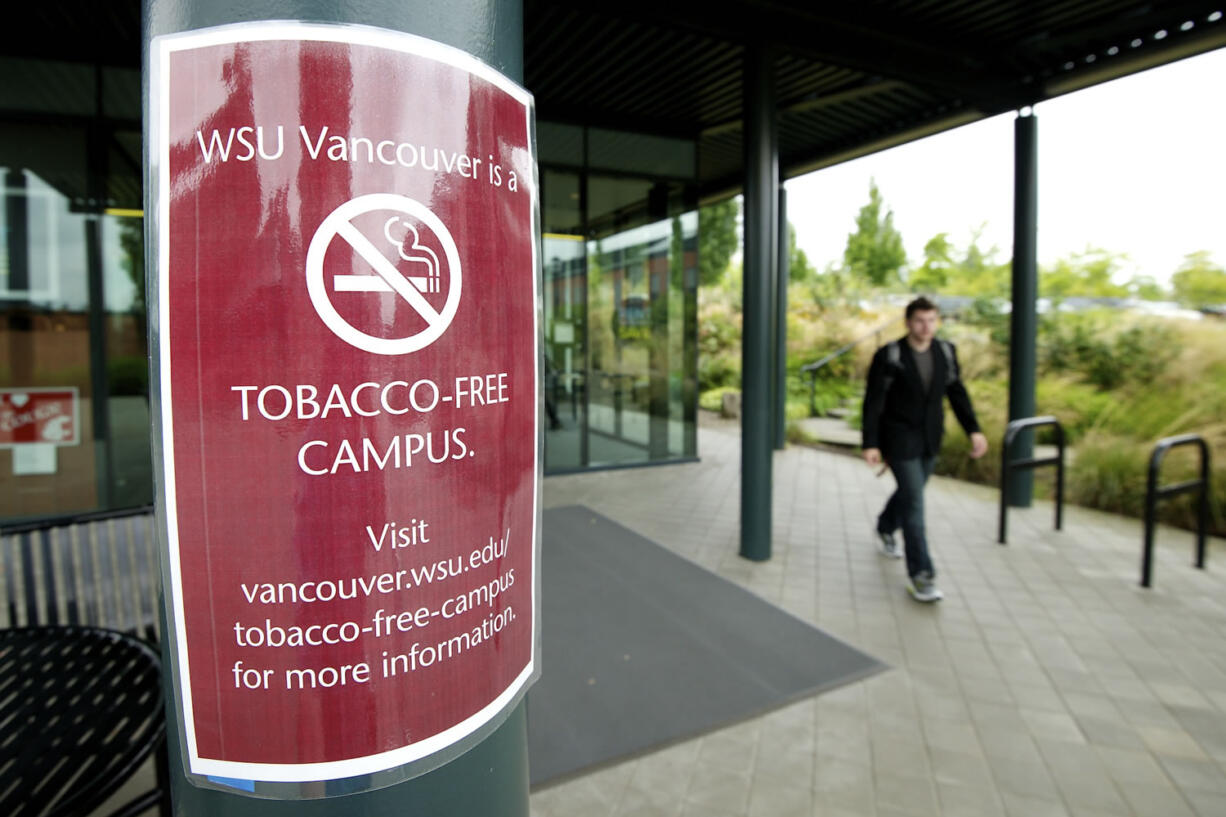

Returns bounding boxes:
[526,0,1226,194]
[5,3,1225,194]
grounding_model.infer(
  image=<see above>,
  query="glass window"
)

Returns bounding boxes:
[542,170,586,472]
[1,166,98,520]
[0,59,149,524]
[584,176,697,468]
[102,211,151,509]
[538,122,700,475]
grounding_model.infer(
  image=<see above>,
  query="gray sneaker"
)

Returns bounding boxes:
[908,572,944,602]
[876,529,902,559]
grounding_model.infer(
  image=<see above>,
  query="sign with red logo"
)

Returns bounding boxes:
[0,389,79,446]
[150,23,539,791]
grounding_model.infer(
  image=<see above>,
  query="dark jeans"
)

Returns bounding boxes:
[877,455,938,579]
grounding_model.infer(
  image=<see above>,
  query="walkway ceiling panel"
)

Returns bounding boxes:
[1,1,1221,199]
[526,0,1225,197]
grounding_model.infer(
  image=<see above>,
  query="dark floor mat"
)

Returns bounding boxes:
[527,505,885,787]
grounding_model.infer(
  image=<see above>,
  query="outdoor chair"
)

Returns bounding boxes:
[1,505,169,816]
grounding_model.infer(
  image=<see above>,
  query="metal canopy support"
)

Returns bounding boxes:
[144,0,529,815]
[740,43,776,561]
[1007,110,1038,508]
[774,186,788,451]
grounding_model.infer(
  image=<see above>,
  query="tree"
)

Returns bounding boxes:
[909,232,954,293]
[843,180,906,287]
[1040,248,1129,300]
[1126,275,1166,301]
[807,261,852,311]
[788,223,816,283]
[698,198,739,286]
[921,225,1009,297]
[1171,250,1226,308]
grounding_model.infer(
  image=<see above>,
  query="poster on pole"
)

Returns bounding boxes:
[149,22,539,796]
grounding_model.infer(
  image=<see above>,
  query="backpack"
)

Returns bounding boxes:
[881,339,957,394]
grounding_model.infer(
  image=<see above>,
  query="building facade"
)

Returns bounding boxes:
[0,56,700,525]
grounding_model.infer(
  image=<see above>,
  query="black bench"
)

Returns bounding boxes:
[1,505,162,642]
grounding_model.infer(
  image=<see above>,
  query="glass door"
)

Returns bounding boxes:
[585,176,697,467]
[542,169,587,471]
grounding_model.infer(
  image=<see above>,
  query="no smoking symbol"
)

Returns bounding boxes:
[306,194,462,355]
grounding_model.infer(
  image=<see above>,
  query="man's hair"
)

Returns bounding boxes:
[905,296,939,320]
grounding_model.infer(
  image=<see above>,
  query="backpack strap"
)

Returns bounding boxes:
[886,340,901,369]
[881,340,902,394]
[936,339,958,386]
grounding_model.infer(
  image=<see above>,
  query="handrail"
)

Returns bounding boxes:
[799,321,896,375]
[998,416,1065,544]
[800,320,895,414]
[1140,433,1211,588]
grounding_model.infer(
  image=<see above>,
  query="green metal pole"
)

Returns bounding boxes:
[161,680,529,816]
[774,186,788,451]
[1008,110,1038,508]
[740,43,775,561]
[144,1,529,814]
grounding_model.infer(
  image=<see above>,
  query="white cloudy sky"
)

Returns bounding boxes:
[786,47,1226,285]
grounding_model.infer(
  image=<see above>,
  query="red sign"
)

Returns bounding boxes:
[0,388,79,446]
[152,24,538,787]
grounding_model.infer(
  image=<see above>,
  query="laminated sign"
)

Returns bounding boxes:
[150,22,539,793]
[0,389,79,446]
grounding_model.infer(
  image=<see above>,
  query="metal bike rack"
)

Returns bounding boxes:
[1140,434,1211,588]
[998,416,1065,544]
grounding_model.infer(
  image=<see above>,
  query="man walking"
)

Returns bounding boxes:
[861,297,988,602]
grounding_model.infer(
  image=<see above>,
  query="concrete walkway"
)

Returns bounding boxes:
[533,419,1226,817]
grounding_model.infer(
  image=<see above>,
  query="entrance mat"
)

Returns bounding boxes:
[527,505,885,787]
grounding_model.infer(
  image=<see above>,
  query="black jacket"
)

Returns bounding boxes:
[861,336,981,460]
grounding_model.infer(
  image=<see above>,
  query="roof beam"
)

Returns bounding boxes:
[698,109,985,202]
[700,77,906,138]
[534,103,701,140]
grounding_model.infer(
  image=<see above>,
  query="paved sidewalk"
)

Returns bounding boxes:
[533,421,1226,817]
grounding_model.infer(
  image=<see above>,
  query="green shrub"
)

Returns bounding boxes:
[1090,386,1226,445]
[697,294,742,391]
[961,296,1011,352]
[698,352,739,391]
[699,386,738,414]
[935,410,1005,488]
[809,377,858,417]
[1066,435,1148,516]
[108,356,149,397]
[1034,378,1114,443]
[785,396,812,421]
[1040,313,1179,390]
[785,420,820,445]
[1066,434,1225,537]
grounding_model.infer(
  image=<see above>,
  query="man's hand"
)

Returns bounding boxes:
[969,432,988,459]
[863,447,882,466]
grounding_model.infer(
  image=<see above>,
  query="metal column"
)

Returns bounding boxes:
[1008,110,1038,507]
[774,186,789,451]
[143,1,529,814]
[740,44,776,561]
